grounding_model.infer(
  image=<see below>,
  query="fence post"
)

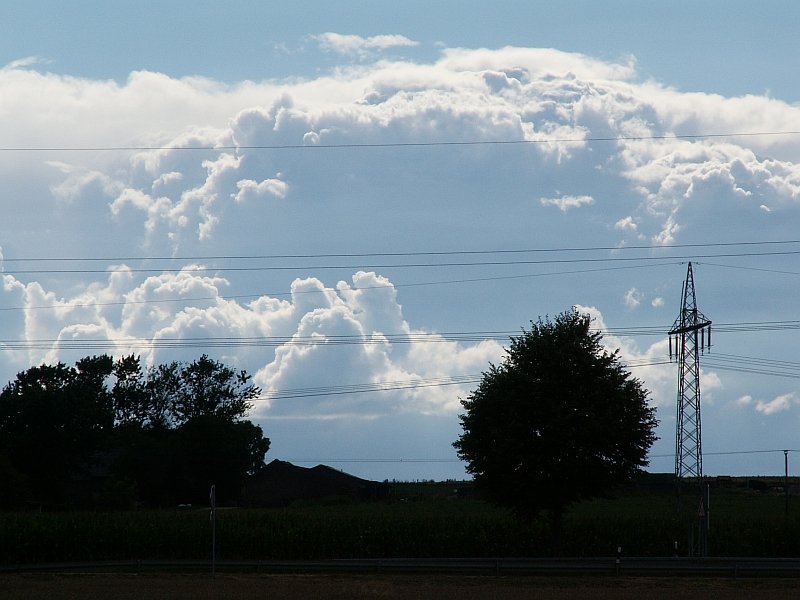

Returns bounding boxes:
[210,484,216,577]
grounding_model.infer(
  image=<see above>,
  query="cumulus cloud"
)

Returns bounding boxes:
[438,46,636,81]
[755,393,797,415]
[253,272,503,419]
[615,216,638,232]
[47,162,125,203]
[233,177,289,203]
[1,268,503,422]
[540,194,595,212]
[4,43,800,475]
[311,32,419,56]
[6,44,798,254]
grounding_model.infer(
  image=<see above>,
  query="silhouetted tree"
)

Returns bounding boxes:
[0,357,114,507]
[0,354,270,508]
[113,354,259,428]
[112,354,153,429]
[156,354,258,425]
[111,355,267,506]
[172,415,271,504]
[454,308,658,545]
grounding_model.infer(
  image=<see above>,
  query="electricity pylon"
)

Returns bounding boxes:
[669,262,711,480]
[669,262,712,556]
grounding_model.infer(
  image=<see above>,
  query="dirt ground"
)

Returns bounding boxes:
[1,573,799,600]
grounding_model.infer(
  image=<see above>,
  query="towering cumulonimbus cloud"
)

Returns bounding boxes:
[3,43,800,476]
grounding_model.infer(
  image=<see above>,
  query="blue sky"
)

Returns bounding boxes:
[3,1,798,98]
[2,1,800,480]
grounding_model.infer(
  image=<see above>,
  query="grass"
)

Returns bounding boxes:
[3,475,800,564]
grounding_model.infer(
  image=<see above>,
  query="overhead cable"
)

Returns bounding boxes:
[2,130,800,153]
[5,249,800,276]
[5,238,800,263]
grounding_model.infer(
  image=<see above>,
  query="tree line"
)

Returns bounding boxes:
[0,354,270,509]
[0,307,659,531]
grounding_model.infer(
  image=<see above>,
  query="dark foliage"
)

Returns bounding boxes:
[112,354,259,429]
[0,358,115,507]
[454,308,658,521]
[0,354,270,509]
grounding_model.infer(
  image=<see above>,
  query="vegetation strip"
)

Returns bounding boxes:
[6,557,800,577]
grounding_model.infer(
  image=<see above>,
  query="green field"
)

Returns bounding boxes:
[2,475,800,565]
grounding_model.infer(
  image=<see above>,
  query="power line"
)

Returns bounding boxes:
[5,249,800,276]
[2,130,800,153]
[3,240,798,310]
[1,325,799,352]
[0,331,513,352]
[712,321,800,333]
[697,261,800,277]
[708,352,800,369]
[5,239,800,263]
[0,262,678,313]
[701,361,800,380]
[286,448,800,465]
[0,341,793,403]
[648,449,800,459]
[258,375,482,402]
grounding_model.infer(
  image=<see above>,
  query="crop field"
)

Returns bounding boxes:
[2,476,800,566]
[3,573,800,600]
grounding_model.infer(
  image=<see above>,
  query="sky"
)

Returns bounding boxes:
[2,1,800,481]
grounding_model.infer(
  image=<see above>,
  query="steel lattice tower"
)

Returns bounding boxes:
[669,262,712,481]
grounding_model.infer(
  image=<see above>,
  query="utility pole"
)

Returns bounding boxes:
[785,450,790,518]
[669,262,712,556]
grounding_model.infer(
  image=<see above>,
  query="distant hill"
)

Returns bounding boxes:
[244,460,390,507]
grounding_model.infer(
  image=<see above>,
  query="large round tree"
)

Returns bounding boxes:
[454,308,658,524]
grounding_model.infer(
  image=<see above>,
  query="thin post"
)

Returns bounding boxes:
[210,484,217,576]
[785,450,790,518]
[702,480,710,557]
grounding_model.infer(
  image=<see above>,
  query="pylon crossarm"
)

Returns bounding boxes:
[669,320,711,336]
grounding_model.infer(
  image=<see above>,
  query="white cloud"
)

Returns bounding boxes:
[4,43,800,476]
[624,287,642,309]
[1,56,47,70]
[6,45,799,254]
[615,216,638,232]
[1,268,503,421]
[699,369,723,404]
[438,46,636,82]
[233,177,289,203]
[755,393,797,415]
[253,273,504,419]
[540,194,594,212]
[47,162,124,203]
[312,32,419,56]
